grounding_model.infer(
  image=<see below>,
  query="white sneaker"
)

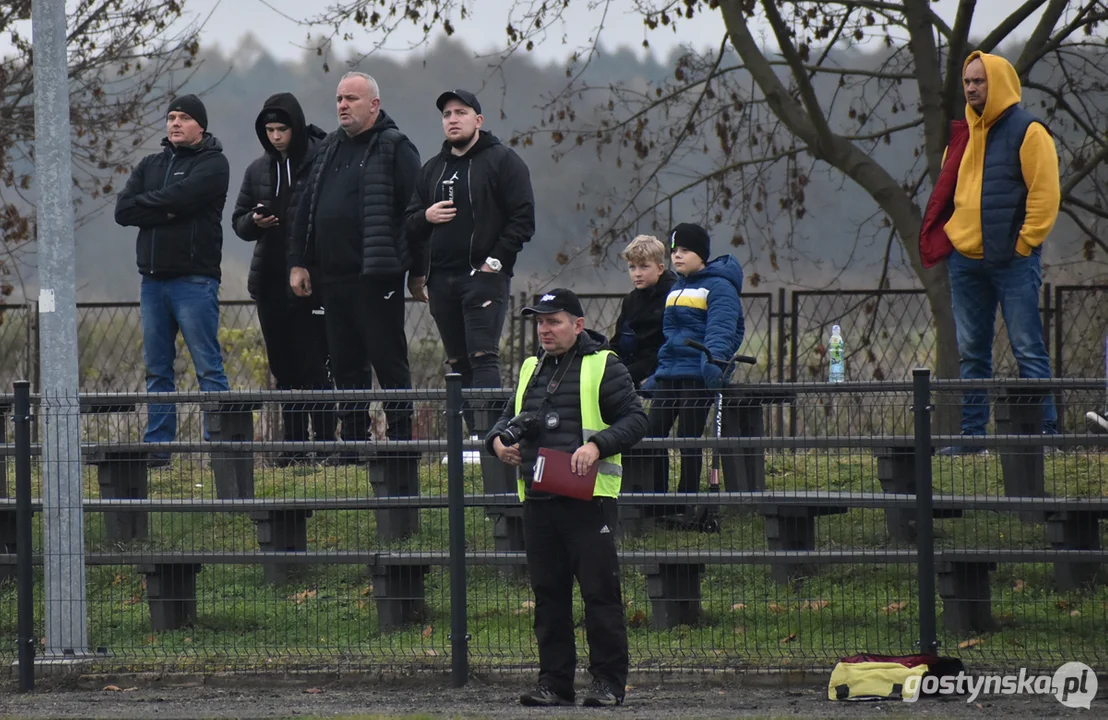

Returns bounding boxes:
[1086,410,1108,434]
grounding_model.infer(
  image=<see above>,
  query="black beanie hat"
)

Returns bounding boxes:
[669,223,711,263]
[167,94,208,130]
[259,108,293,126]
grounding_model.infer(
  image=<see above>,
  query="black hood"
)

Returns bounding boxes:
[437,129,500,160]
[255,92,313,162]
[160,132,223,155]
[577,328,609,355]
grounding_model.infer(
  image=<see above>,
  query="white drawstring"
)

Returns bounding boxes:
[274,157,292,196]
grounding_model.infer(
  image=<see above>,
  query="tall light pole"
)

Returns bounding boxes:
[32,0,89,658]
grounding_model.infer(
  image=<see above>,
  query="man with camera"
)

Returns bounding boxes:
[485,288,648,708]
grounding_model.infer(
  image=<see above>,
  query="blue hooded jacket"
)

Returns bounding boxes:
[654,254,745,387]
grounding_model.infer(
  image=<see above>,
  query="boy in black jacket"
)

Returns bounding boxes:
[612,235,676,387]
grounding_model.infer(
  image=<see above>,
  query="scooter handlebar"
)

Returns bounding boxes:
[683,339,757,367]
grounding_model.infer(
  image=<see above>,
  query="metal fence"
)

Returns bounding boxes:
[1,284,1098,397]
[1,376,1107,682]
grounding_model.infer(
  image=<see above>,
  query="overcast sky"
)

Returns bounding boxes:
[190,0,1048,64]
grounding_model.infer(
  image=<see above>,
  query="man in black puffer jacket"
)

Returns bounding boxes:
[115,95,231,462]
[287,72,421,450]
[486,289,648,709]
[232,93,334,464]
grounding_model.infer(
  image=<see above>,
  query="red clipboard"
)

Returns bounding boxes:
[533,447,597,500]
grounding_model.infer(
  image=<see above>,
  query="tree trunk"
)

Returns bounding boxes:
[719,0,962,434]
[922,263,962,436]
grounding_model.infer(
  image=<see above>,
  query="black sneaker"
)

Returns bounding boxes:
[581,680,624,707]
[519,684,574,707]
[1086,410,1108,434]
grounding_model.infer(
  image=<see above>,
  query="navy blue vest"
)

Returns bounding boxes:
[980,105,1047,266]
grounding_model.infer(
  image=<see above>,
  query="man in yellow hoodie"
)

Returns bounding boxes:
[940,51,1060,453]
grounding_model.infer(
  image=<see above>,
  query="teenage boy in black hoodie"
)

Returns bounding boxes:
[232,92,335,464]
[612,234,676,388]
[404,89,536,436]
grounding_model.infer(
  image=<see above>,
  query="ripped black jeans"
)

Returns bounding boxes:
[428,269,511,434]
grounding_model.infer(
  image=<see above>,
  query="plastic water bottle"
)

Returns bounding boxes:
[828,325,845,383]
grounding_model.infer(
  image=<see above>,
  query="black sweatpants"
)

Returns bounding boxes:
[427,270,510,434]
[255,284,335,444]
[523,496,628,699]
[646,379,713,513]
[320,276,412,442]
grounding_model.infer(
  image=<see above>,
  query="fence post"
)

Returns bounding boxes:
[15,380,34,692]
[788,291,799,436]
[776,287,786,436]
[446,373,469,687]
[912,368,939,656]
[1053,285,1065,431]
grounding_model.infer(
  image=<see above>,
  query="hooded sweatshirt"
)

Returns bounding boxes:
[232,93,327,297]
[655,254,745,387]
[943,51,1060,260]
[404,129,535,277]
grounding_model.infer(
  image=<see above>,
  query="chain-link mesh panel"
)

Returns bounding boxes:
[0,305,32,391]
[788,289,1043,387]
[521,293,773,381]
[1057,286,1108,379]
[0,286,1093,401]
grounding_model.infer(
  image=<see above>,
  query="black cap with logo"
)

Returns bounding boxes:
[521,288,585,318]
[436,89,482,115]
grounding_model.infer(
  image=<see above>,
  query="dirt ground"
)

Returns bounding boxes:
[0,673,1099,719]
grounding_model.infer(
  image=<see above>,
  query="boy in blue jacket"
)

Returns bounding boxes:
[644,223,744,520]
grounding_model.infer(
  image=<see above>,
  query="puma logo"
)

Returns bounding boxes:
[173,171,185,176]
[384,291,396,300]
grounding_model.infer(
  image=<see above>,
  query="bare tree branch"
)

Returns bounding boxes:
[977,0,1049,54]
[942,0,978,124]
[1064,195,1108,220]
[759,0,837,155]
[1062,146,1108,198]
[1060,206,1108,256]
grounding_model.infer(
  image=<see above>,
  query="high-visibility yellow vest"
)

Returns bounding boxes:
[514,350,622,501]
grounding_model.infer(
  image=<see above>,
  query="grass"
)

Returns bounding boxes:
[1,449,1107,673]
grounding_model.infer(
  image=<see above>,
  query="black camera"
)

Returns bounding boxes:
[499,411,540,446]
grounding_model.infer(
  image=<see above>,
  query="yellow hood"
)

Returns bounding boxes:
[964,51,1022,127]
[944,50,1060,260]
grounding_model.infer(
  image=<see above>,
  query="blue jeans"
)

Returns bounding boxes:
[141,275,230,444]
[948,249,1057,435]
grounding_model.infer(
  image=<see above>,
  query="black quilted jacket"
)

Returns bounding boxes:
[287,109,420,279]
[485,330,648,498]
[231,93,326,299]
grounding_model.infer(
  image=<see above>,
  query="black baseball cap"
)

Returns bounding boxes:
[436,89,482,115]
[521,288,584,318]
